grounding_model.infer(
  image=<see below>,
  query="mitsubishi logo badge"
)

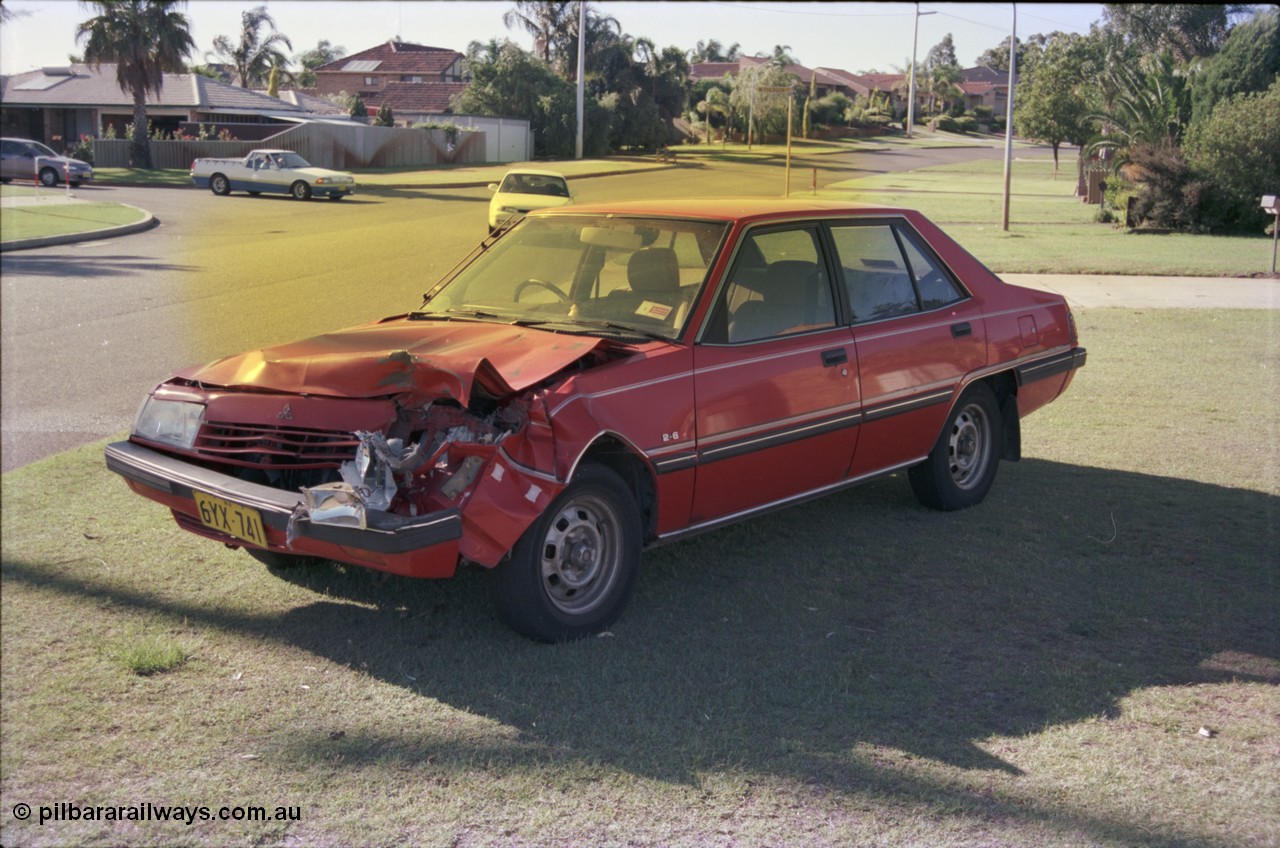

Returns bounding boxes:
[277,403,293,420]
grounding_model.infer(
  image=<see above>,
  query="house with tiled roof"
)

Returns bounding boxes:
[0,63,325,146]
[314,40,463,97]
[689,59,911,113]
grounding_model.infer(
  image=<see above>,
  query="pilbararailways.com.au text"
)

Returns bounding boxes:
[13,801,301,827]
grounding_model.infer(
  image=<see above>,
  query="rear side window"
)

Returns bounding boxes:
[831,223,964,323]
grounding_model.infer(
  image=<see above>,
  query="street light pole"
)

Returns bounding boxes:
[574,0,585,159]
[906,3,936,138]
[1001,3,1017,231]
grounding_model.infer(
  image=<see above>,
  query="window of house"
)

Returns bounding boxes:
[400,75,424,83]
[363,76,380,86]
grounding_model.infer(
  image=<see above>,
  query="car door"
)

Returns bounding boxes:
[690,224,861,522]
[1,140,29,181]
[829,219,987,477]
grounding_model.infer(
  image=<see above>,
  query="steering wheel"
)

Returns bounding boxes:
[513,279,569,302]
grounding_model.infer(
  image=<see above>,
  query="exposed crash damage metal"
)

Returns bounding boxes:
[288,400,564,567]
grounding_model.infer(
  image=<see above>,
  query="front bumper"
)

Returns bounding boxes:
[105,441,461,578]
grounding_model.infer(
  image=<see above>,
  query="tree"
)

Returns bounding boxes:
[502,0,572,66]
[294,39,345,88]
[767,44,796,67]
[975,36,1026,72]
[927,63,961,116]
[209,5,292,88]
[688,39,740,63]
[926,33,958,70]
[1087,52,1192,171]
[453,42,583,157]
[348,93,367,121]
[1185,79,1280,231]
[1102,3,1247,62]
[373,102,395,127]
[1014,32,1093,174]
[1189,8,1280,124]
[76,0,195,168]
[728,63,797,142]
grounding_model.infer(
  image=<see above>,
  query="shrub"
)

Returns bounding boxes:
[1124,143,1215,231]
[1185,79,1280,232]
[973,104,995,121]
[69,135,94,163]
[955,116,979,134]
[933,115,961,133]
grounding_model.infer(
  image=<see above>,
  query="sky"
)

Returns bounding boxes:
[0,1,1105,78]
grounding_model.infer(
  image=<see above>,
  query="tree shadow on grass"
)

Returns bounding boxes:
[3,458,1276,845]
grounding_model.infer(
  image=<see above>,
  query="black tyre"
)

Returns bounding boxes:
[290,181,312,200]
[210,173,231,196]
[909,382,1002,511]
[39,167,58,187]
[488,465,642,641]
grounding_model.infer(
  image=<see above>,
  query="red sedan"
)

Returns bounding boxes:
[106,199,1086,641]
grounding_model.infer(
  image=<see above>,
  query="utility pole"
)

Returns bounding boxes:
[575,0,585,159]
[1001,4,1017,231]
[906,3,936,138]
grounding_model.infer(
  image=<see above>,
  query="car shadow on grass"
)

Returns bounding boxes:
[3,457,1276,845]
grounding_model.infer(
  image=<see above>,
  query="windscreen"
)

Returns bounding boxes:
[417,215,729,341]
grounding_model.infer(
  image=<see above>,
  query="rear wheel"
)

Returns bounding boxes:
[290,181,312,200]
[909,382,1002,511]
[209,173,231,196]
[488,465,642,641]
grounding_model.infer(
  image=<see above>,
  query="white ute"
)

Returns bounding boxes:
[191,149,356,200]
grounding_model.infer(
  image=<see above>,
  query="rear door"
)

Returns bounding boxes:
[690,224,860,522]
[829,220,987,476]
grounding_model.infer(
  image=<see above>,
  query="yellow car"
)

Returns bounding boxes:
[487,169,572,233]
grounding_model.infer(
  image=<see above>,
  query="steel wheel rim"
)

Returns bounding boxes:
[539,493,621,616]
[948,402,992,490]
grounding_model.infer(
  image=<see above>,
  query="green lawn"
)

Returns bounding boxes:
[2,309,1276,847]
[0,197,148,242]
[822,158,1275,275]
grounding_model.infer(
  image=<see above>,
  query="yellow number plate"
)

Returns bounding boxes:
[194,491,267,547]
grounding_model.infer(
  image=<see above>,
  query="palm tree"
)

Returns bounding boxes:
[768,44,796,67]
[502,0,573,65]
[209,5,292,88]
[76,0,194,168]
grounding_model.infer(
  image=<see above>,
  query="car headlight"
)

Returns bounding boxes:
[501,206,521,214]
[133,397,205,450]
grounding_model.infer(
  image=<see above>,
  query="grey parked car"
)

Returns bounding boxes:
[0,138,94,187]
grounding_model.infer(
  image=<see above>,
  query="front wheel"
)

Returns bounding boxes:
[909,382,1002,511]
[290,181,312,200]
[39,167,59,187]
[488,465,642,641]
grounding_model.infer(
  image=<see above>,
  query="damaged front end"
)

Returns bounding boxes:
[291,397,562,567]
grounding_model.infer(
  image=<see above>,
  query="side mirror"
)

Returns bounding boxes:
[487,183,499,192]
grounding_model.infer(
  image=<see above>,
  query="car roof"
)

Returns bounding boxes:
[501,168,568,179]
[531,196,916,223]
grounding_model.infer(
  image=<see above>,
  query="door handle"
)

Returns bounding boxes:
[951,322,972,339]
[822,348,848,367]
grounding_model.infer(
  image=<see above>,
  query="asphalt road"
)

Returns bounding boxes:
[0,143,1030,472]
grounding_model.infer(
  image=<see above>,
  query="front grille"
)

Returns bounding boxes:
[194,421,358,470]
